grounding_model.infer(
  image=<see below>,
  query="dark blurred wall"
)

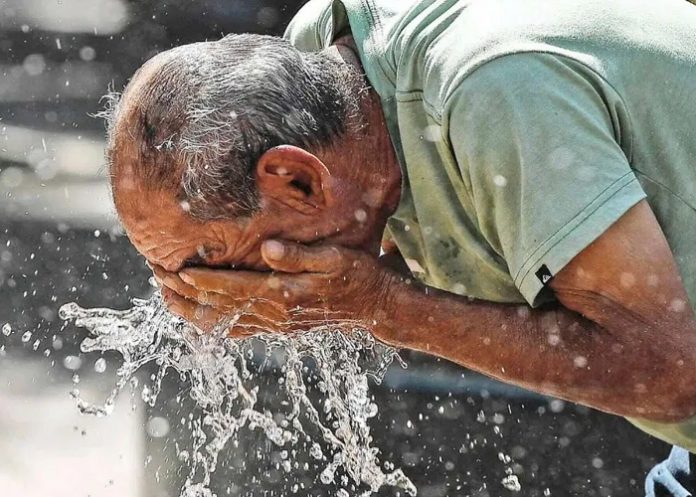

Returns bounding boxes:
[0,0,306,142]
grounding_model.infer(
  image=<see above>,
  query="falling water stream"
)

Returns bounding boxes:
[58,293,417,497]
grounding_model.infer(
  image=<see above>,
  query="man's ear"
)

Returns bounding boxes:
[256,145,334,214]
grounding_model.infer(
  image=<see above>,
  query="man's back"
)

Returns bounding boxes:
[287,0,696,311]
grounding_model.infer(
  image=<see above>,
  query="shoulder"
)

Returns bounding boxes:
[284,0,335,52]
[441,52,608,128]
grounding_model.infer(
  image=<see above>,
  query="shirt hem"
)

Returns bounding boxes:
[627,416,696,453]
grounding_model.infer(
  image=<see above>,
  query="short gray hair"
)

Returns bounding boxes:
[104,34,364,218]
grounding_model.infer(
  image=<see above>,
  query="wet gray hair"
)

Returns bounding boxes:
[103,34,364,218]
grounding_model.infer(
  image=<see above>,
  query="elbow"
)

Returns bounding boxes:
[624,329,696,422]
[647,393,696,423]
[633,369,696,422]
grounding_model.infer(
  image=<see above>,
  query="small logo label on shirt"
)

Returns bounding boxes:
[536,265,553,286]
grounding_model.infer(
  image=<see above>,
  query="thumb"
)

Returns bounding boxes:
[261,240,341,274]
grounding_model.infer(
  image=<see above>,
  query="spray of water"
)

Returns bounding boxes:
[59,293,417,497]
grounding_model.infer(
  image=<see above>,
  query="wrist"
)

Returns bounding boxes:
[369,273,420,348]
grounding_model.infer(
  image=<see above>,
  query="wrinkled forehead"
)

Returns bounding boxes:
[115,181,193,241]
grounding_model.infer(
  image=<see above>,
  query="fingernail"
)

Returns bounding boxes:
[263,240,285,260]
[180,273,194,284]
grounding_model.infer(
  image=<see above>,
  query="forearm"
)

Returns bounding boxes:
[374,282,696,421]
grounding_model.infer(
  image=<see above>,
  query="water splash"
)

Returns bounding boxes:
[59,293,416,497]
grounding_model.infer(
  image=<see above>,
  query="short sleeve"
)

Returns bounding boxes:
[447,53,646,305]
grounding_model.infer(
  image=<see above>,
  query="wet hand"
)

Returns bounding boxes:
[152,266,284,337]
[153,240,404,336]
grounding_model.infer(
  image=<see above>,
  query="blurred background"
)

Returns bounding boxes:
[0,1,671,496]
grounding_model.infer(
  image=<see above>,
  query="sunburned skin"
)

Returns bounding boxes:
[111,38,402,274]
[116,182,268,272]
[155,201,696,423]
[111,36,696,428]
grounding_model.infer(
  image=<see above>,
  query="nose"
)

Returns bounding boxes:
[158,260,183,273]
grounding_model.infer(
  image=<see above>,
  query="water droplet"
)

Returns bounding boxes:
[620,272,636,288]
[2,323,12,336]
[549,399,565,413]
[310,443,323,460]
[501,474,521,492]
[21,331,32,343]
[146,416,170,438]
[493,175,508,187]
[58,295,414,496]
[63,355,82,371]
[354,209,368,223]
[573,356,588,368]
[670,299,687,312]
[79,46,96,61]
[23,54,45,76]
[94,358,107,373]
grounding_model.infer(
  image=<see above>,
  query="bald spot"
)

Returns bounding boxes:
[109,48,200,214]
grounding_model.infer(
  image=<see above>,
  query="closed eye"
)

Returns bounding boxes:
[183,255,206,268]
[182,255,234,270]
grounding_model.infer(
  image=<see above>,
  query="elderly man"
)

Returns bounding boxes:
[105,0,696,494]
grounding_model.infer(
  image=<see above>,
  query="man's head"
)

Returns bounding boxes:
[106,34,401,272]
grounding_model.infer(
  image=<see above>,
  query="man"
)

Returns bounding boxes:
[105,0,696,494]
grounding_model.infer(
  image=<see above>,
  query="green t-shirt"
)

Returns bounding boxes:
[286,0,696,450]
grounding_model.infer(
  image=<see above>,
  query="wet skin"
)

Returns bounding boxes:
[112,39,696,424]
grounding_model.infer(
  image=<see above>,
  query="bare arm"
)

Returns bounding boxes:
[377,200,696,421]
[157,200,696,422]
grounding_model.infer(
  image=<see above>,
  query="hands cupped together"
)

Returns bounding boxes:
[151,240,403,338]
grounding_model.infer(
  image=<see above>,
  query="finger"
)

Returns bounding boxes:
[162,288,195,321]
[164,289,276,338]
[154,265,251,309]
[179,267,279,298]
[152,264,202,301]
[194,290,246,309]
[226,325,261,339]
[230,311,284,337]
[163,289,224,331]
[261,240,343,274]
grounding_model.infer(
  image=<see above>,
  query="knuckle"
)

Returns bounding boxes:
[197,290,210,304]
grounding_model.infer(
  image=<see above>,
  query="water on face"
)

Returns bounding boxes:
[59,293,417,497]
